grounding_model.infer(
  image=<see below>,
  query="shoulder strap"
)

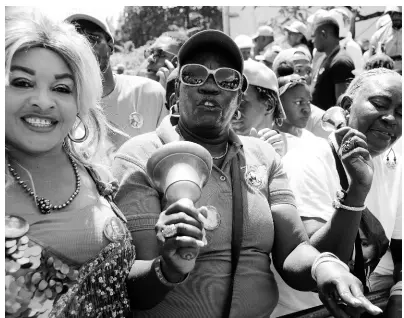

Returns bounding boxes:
[329,142,368,292]
[222,154,244,317]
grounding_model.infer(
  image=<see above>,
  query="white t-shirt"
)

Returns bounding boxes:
[271,135,402,316]
[102,74,168,146]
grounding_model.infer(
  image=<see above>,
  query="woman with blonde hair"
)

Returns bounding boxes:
[5,9,182,317]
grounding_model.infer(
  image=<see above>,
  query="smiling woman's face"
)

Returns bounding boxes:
[5,47,77,155]
[178,51,241,138]
[348,73,402,157]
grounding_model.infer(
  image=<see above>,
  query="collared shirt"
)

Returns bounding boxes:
[112,115,296,317]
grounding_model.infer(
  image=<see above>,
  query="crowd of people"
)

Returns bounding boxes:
[4,5,402,318]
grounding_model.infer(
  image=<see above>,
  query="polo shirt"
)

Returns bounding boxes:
[112,115,296,317]
[312,46,355,111]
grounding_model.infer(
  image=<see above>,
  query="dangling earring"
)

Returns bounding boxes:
[170,103,180,118]
[68,115,89,143]
[385,147,397,169]
[233,110,241,120]
[275,117,283,127]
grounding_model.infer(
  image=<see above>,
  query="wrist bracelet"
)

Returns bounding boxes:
[153,256,189,287]
[332,199,366,212]
[311,252,350,281]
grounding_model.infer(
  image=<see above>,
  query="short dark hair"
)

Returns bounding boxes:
[315,18,340,38]
[365,54,394,71]
[276,61,295,77]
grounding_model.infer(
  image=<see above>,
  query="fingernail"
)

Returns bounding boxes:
[196,240,205,247]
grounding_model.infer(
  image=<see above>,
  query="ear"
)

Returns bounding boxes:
[340,95,353,111]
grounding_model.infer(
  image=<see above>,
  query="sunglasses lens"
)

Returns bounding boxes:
[215,68,241,90]
[181,65,208,85]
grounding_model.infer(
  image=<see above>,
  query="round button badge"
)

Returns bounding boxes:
[5,215,29,239]
[129,112,144,129]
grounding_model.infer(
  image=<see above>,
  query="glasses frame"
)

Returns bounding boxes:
[144,48,177,60]
[179,64,243,92]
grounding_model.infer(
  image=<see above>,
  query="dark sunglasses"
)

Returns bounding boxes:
[179,64,243,91]
[144,48,176,60]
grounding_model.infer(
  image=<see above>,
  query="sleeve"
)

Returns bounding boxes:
[112,153,161,235]
[330,57,355,84]
[267,151,296,208]
[282,147,337,221]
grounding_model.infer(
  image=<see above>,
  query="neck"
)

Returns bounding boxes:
[177,119,229,157]
[275,121,299,136]
[6,143,69,172]
[102,65,115,98]
[324,41,339,56]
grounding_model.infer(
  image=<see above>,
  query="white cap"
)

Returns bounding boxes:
[384,6,402,13]
[255,45,282,63]
[284,21,309,40]
[252,25,274,40]
[65,9,114,43]
[234,34,254,49]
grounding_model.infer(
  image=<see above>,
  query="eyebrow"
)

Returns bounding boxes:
[10,65,73,81]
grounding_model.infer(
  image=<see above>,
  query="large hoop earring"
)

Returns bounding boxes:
[68,115,89,143]
[170,103,180,119]
[233,110,241,120]
[275,117,283,127]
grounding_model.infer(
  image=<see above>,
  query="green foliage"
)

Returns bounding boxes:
[116,6,223,48]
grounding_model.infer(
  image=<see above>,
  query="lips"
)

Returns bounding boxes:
[369,129,395,141]
[21,115,58,132]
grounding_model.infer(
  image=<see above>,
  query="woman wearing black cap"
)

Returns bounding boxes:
[112,30,382,317]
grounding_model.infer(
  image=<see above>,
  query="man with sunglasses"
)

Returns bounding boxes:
[66,11,167,163]
[138,31,188,89]
[112,30,382,318]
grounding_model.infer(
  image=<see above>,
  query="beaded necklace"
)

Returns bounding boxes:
[176,127,229,160]
[7,155,81,214]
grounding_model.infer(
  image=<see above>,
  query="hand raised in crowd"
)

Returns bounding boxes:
[155,198,207,281]
[250,127,285,156]
[335,126,374,194]
[156,59,175,89]
[315,262,383,318]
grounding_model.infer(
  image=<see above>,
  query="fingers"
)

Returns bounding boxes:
[164,236,205,249]
[259,129,279,141]
[319,293,350,318]
[164,59,175,70]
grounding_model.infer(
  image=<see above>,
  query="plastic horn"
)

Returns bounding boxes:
[321,106,348,131]
[146,141,213,260]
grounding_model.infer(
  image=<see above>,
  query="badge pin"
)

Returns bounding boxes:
[103,216,126,242]
[198,206,221,231]
[129,112,144,129]
[245,165,267,190]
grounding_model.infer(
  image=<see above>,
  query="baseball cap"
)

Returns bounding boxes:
[252,25,274,40]
[284,21,309,40]
[313,16,340,35]
[272,48,310,77]
[234,34,254,49]
[65,10,114,44]
[178,30,244,74]
[384,6,402,14]
[243,59,286,119]
[255,45,282,63]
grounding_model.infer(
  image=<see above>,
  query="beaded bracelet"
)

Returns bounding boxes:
[153,256,189,287]
[333,190,366,212]
[311,252,350,281]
